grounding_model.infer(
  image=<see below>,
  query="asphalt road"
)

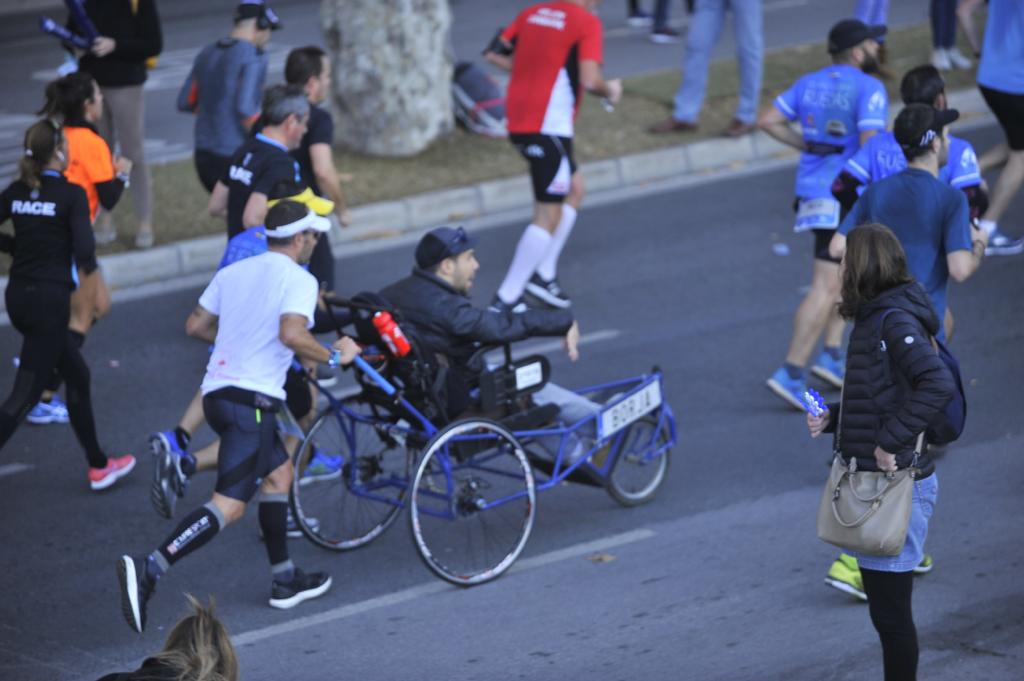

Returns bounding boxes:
[0,0,936,179]
[0,123,1021,681]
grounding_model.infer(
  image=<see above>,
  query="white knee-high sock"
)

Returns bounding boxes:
[536,204,577,281]
[497,224,552,304]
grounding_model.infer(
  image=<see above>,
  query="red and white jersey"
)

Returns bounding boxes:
[501,2,604,137]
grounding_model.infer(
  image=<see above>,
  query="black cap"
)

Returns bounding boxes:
[893,104,960,150]
[235,1,281,30]
[415,226,477,269]
[827,19,886,54]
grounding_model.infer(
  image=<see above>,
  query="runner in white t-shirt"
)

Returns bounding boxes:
[116,201,360,634]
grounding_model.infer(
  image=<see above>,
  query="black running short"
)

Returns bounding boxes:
[194,150,232,194]
[813,229,841,264]
[979,84,1024,151]
[509,133,577,203]
[203,391,289,503]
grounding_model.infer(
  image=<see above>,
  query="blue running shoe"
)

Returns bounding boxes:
[766,367,808,411]
[149,431,195,519]
[985,228,1024,256]
[26,396,70,425]
[810,351,845,389]
[300,450,343,485]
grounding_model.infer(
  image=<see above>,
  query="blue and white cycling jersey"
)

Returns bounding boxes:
[844,131,981,190]
[775,64,888,200]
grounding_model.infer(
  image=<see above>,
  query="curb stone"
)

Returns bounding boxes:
[0,87,992,312]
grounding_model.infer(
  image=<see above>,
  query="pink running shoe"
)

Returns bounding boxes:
[89,454,137,491]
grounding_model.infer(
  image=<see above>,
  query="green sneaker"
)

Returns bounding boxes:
[824,553,867,601]
[913,553,934,575]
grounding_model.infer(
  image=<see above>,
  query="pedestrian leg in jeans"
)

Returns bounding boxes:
[730,0,764,129]
[860,568,918,681]
[671,0,726,125]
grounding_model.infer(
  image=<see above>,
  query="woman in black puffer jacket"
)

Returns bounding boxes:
[807,223,956,681]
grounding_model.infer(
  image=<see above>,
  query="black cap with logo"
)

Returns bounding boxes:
[893,104,960,150]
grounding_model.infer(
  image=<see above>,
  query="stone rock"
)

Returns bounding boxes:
[322,0,454,157]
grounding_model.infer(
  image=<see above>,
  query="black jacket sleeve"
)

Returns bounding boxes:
[111,0,163,61]
[69,185,98,275]
[95,177,126,211]
[446,299,573,345]
[875,312,956,453]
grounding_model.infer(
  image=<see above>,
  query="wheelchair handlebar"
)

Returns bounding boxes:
[353,355,397,396]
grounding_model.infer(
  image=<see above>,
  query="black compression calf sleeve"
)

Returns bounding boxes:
[258,494,290,569]
[156,502,223,568]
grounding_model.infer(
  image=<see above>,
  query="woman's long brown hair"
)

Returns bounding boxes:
[838,223,914,320]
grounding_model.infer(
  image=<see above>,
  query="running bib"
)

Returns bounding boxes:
[794,197,840,232]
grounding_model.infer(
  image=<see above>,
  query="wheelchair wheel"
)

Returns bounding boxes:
[291,397,413,550]
[409,418,536,586]
[606,415,671,507]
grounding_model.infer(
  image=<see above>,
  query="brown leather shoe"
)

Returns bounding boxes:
[649,117,699,134]
[722,118,756,138]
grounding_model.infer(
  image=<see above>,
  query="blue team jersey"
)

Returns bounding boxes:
[775,64,888,199]
[844,132,981,190]
[977,0,1024,94]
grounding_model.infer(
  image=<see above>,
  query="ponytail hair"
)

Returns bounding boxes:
[18,120,63,189]
[38,71,95,122]
[152,594,240,681]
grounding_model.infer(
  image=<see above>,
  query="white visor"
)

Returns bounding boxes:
[264,210,331,238]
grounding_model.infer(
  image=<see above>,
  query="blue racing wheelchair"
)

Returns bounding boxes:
[289,296,678,586]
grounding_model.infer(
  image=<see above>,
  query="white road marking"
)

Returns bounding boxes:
[231,527,655,647]
[0,463,33,478]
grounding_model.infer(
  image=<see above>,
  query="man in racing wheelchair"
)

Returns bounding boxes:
[374,226,601,464]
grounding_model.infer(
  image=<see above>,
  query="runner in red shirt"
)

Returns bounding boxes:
[485,0,621,312]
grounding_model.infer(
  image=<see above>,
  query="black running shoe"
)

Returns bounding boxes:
[524,273,571,309]
[488,296,528,314]
[117,555,156,633]
[269,568,333,609]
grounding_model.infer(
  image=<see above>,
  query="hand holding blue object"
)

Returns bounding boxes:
[39,16,90,50]
[803,388,828,418]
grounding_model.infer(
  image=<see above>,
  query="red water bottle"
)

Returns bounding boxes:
[372,311,412,357]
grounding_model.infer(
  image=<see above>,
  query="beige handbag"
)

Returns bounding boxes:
[815,384,922,556]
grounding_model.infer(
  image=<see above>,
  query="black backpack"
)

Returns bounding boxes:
[878,308,967,445]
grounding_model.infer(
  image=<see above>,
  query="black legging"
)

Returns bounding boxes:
[0,278,107,468]
[861,567,918,681]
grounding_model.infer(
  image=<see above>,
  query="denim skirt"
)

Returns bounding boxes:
[854,472,938,572]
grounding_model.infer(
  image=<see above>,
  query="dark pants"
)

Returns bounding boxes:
[194,150,233,194]
[930,0,958,48]
[861,568,918,681]
[0,279,106,467]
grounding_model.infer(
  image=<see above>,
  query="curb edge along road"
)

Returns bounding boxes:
[0,87,992,316]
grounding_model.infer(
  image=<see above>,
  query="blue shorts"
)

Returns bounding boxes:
[854,473,938,572]
[203,393,289,503]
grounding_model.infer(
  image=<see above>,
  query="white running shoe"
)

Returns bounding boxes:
[931,48,952,71]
